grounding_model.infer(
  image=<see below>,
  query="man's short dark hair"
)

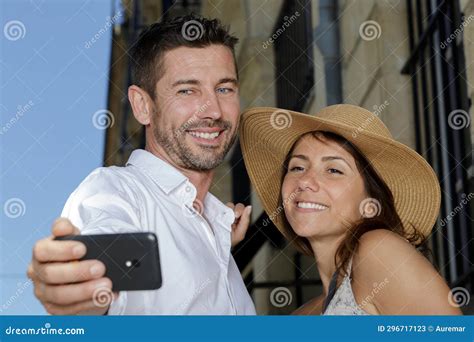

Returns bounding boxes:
[130,14,239,99]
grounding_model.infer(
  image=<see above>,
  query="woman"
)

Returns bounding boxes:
[240,104,461,315]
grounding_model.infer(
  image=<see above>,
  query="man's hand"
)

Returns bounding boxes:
[226,203,252,247]
[27,218,116,315]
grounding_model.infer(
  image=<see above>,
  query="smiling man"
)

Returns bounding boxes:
[27,15,256,315]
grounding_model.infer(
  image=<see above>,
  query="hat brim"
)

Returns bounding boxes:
[240,107,441,242]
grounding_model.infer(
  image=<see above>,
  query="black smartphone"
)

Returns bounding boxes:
[56,232,162,292]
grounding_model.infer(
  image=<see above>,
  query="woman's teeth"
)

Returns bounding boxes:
[297,202,328,210]
[188,131,220,140]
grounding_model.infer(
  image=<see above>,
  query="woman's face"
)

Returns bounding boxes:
[282,134,368,240]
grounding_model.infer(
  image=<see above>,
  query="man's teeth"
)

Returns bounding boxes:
[188,131,220,140]
[297,202,328,210]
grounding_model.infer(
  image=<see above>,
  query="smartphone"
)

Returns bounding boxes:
[56,232,162,292]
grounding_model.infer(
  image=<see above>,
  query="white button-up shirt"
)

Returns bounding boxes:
[61,149,256,315]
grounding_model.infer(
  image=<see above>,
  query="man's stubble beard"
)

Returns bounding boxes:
[152,113,238,171]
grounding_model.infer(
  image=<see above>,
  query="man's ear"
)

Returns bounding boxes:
[128,85,154,125]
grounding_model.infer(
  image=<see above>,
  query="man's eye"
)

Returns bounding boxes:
[216,88,233,94]
[178,89,193,95]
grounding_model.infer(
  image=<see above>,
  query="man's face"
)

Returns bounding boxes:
[149,45,240,171]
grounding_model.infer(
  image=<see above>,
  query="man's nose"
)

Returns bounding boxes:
[196,91,222,120]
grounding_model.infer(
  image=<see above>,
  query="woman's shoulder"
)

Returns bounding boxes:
[351,229,461,315]
[357,228,412,253]
[353,228,429,282]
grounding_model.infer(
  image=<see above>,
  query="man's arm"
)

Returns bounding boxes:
[27,169,140,315]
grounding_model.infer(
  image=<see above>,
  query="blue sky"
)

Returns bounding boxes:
[1,0,116,314]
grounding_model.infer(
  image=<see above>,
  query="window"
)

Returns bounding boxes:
[401,0,473,293]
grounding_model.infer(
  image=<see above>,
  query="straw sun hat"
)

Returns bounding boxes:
[240,105,441,253]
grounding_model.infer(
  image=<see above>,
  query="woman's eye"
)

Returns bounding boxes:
[328,168,343,175]
[178,89,193,95]
[289,166,304,172]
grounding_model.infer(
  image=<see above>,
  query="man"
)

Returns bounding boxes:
[27,15,256,315]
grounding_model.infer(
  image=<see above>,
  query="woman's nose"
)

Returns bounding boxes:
[296,171,320,192]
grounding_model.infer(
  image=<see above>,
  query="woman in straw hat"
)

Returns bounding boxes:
[240,104,461,315]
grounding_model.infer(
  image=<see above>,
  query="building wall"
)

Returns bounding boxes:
[337,0,416,147]
[104,0,163,167]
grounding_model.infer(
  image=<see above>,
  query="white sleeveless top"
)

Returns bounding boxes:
[323,258,369,315]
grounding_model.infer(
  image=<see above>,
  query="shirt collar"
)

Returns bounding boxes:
[126,149,188,195]
[126,149,235,231]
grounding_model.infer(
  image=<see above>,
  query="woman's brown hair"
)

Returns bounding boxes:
[280,131,428,277]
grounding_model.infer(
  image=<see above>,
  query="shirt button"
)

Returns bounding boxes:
[185,186,191,192]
